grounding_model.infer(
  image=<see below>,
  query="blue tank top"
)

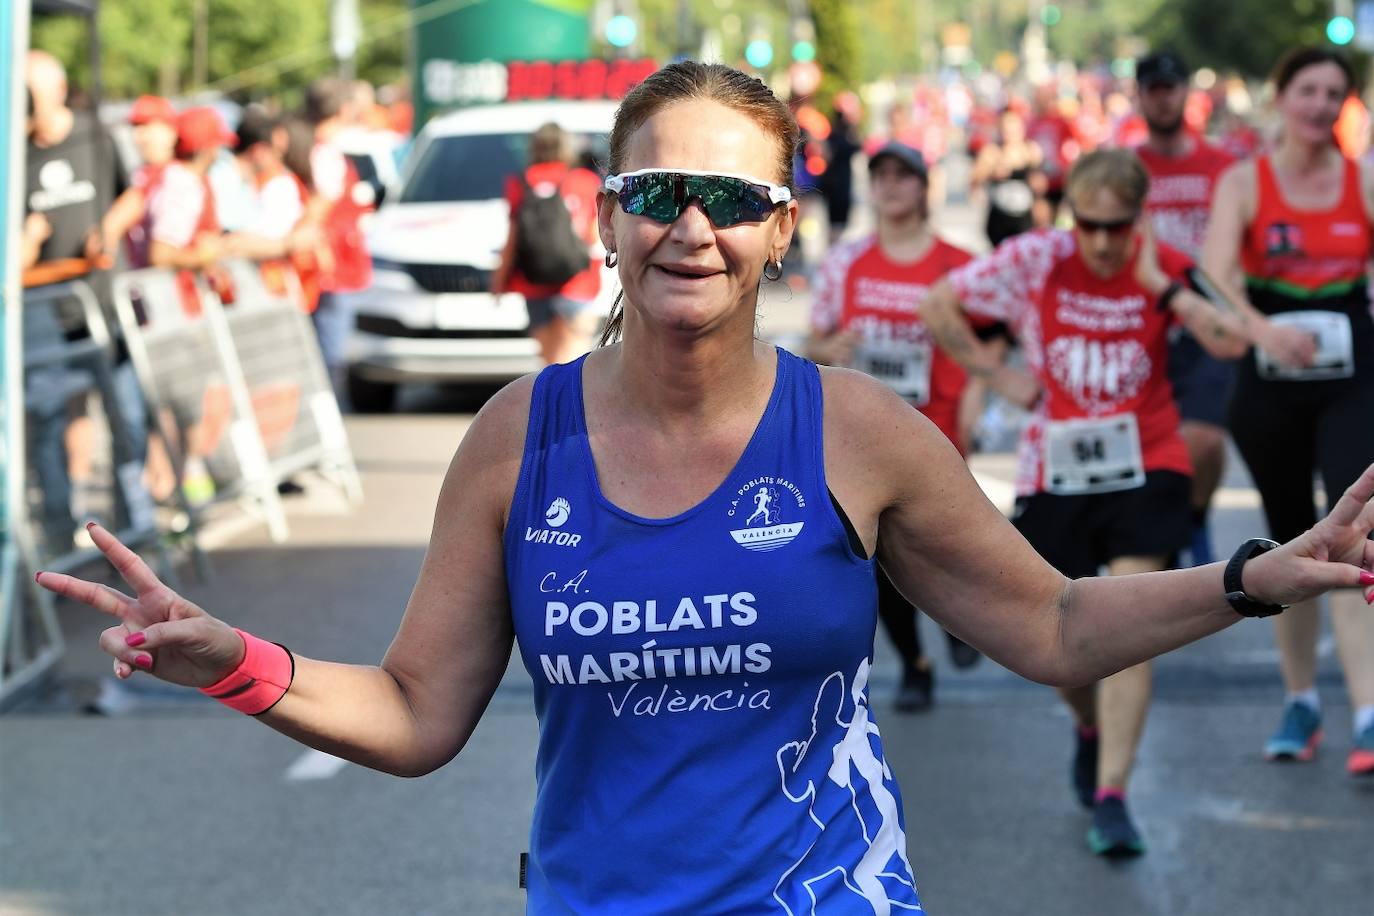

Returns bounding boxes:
[504,348,924,914]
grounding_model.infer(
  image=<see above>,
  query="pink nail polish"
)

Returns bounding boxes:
[34,571,42,583]
[86,521,97,531]
[1360,571,1374,586]
[134,653,153,669]
[125,632,146,648]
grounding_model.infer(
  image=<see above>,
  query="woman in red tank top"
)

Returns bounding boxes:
[1203,47,1374,777]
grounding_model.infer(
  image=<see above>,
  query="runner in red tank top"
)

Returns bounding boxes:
[491,122,603,367]
[809,142,991,710]
[1202,46,1374,778]
[924,149,1251,856]
[1133,51,1239,569]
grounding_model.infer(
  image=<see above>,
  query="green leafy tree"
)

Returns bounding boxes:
[809,0,860,111]
[31,0,408,104]
[1137,0,1347,80]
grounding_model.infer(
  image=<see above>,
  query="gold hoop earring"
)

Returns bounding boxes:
[604,250,618,268]
[762,259,783,282]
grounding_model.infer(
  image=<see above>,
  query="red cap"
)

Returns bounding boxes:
[129,95,176,126]
[176,106,235,156]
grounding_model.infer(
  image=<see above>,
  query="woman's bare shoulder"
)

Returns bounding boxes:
[817,366,960,493]
[440,372,539,527]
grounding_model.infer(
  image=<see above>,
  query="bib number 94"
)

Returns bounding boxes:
[1043,414,1146,496]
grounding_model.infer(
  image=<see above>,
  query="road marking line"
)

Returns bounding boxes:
[286,749,349,781]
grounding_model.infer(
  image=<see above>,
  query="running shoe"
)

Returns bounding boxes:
[945,631,982,669]
[894,662,933,713]
[1347,722,1374,777]
[1086,796,1146,857]
[1072,728,1099,809]
[1264,701,1322,762]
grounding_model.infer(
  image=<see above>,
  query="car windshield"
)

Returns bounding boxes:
[398,131,607,204]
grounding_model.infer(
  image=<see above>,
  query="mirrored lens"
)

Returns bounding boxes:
[684,175,773,227]
[617,173,776,228]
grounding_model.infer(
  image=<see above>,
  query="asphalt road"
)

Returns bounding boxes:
[3,195,1373,915]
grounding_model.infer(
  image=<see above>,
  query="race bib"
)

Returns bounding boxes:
[1255,311,1354,381]
[854,340,933,405]
[991,179,1035,215]
[1043,414,1145,496]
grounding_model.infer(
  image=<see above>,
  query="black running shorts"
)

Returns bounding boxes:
[1011,471,1192,578]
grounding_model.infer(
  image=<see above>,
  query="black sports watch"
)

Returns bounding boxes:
[1224,538,1287,618]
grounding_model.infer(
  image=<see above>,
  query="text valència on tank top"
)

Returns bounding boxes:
[504,348,924,914]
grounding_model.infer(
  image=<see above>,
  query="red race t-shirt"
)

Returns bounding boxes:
[812,234,976,449]
[1136,140,1234,258]
[947,229,1193,495]
[503,161,602,302]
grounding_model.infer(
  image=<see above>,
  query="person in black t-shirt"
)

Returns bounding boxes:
[23,49,144,555]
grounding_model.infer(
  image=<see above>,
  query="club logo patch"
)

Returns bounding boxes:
[727,475,806,552]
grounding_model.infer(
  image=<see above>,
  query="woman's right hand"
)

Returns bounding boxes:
[1255,318,1318,370]
[34,523,245,687]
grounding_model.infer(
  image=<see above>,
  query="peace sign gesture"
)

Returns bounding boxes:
[34,523,245,686]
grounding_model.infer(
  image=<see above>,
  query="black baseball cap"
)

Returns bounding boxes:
[868,141,929,181]
[1136,52,1189,88]
[235,106,278,151]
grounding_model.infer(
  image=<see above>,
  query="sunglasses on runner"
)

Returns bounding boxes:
[603,168,792,228]
[1072,211,1139,235]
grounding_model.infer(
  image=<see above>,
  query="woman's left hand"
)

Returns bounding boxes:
[1244,461,1374,607]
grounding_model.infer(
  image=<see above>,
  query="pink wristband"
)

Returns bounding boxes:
[199,628,294,715]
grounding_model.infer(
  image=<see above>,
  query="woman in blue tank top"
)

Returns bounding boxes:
[40,62,1374,914]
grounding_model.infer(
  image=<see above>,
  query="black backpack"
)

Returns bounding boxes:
[513,172,589,287]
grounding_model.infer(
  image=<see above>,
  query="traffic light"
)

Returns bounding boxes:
[791,40,816,62]
[745,39,774,69]
[605,14,637,49]
[1040,5,1062,26]
[1328,15,1356,45]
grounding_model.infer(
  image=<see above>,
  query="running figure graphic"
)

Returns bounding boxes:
[747,486,782,526]
[773,659,922,915]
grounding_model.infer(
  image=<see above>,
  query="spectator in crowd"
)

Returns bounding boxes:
[145,107,231,282]
[491,122,603,366]
[140,105,239,506]
[302,77,374,407]
[101,95,177,275]
[225,106,316,295]
[22,49,147,554]
[97,95,181,503]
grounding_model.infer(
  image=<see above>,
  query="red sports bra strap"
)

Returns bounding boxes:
[1339,155,1367,219]
[1254,154,1280,208]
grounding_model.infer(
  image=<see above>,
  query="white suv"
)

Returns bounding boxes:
[346,100,618,411]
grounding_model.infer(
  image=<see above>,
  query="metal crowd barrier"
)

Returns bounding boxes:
[111,263,361,545]
[2,279,192,708]
[2,263,363,709]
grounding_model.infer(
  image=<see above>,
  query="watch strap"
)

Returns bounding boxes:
[1224,538,1285,618]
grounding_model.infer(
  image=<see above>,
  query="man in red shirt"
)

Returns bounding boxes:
[1133,51,1237,567]
[921,150,1251,857]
